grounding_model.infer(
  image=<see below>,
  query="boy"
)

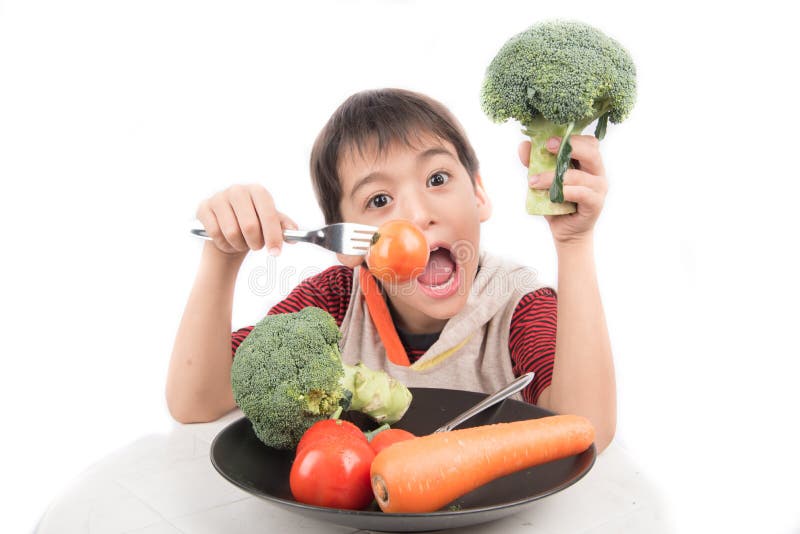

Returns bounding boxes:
[166,89,616,452]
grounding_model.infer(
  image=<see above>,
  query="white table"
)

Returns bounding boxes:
[35,409,671,533]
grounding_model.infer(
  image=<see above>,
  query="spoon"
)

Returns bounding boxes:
[433,372,534,433]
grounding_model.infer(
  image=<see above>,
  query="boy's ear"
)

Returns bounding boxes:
[474,173,492,222]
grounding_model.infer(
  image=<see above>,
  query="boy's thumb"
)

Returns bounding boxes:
[281,214,299,243]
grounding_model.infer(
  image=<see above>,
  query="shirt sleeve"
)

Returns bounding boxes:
[230,265,354,357]
[508,287,558,404]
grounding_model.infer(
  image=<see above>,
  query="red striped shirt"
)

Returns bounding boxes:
[231,265,556,404]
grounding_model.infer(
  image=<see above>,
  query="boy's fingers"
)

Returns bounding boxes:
[529,169,608,194]
[196,200,228,251]
[229,185,265,251]
[211,197,248,252]
[195,200,214,233]
[249,185,284,255]
[561,184,603,211]
[280,212,298,230]
[521,136,605,177]
[546,135,605,176]
[518,140,532,168]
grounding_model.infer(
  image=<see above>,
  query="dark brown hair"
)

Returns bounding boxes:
[310,88,480,224]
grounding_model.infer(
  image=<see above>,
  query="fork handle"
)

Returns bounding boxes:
[283,229,313,242]
[190,228,308,242]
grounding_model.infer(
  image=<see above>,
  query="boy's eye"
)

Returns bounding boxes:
[367,193,392,209]
[427,172,450,187]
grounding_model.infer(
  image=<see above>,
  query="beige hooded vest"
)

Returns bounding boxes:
[339,250,548,401]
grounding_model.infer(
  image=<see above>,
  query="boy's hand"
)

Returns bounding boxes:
[519,135,608,245]
[196,184,298,257]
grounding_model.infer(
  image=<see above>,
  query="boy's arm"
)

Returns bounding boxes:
[166,242,244,423]
[520,135,616,452]
[166,184,297,423]
[536,238,616,451]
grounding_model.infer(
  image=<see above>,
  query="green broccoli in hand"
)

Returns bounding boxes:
[231,306,412,450]
[481,20,637,215]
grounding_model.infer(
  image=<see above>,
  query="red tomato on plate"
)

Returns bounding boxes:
[290,435,376,510]
[367,220,429,284]
[369,428,416,455]
[295,419,366,455]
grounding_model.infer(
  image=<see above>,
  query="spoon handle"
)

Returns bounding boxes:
[433,372,535,433]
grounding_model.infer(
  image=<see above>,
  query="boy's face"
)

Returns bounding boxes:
[338,134,491,333]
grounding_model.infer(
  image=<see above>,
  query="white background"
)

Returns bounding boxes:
[2,0,799,532]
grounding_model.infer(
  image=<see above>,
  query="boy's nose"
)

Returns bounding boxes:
[409,212,433,231]
[401,196,436,231]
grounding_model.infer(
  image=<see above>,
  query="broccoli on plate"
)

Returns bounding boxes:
[231,306,412,450]
[481,20,637,215]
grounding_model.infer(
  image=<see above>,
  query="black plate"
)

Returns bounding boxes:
[210,387,596,532]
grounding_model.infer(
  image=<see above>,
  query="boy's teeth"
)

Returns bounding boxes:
[430,271,455,289]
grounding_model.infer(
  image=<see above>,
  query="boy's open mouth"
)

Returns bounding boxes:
[417,243,459,296]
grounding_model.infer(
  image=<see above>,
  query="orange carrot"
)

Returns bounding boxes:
[359,267,409,366]
[369,414,595,513]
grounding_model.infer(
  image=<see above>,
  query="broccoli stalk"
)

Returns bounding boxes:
[342,362,413,423]
[293,361,410,422]
[481,20,636,215]
[524,116,580,214]
[231,306,412,450]
[523,109,609,214]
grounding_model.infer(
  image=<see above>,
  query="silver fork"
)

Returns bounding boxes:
[190,222,377,255]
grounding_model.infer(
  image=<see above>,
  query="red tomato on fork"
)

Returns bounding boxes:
[367,220,429,284]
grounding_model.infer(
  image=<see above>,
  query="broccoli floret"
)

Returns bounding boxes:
[231,306,412,450]
[481,20,637,215]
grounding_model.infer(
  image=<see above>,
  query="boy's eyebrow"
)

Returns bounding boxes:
[348,146,456,201]
[349,172,389,201]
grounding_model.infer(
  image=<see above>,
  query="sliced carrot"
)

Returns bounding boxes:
[369,414,595,513]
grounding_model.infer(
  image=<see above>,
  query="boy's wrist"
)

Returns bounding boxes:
[554,232,594,255]
[201,241,248,271]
